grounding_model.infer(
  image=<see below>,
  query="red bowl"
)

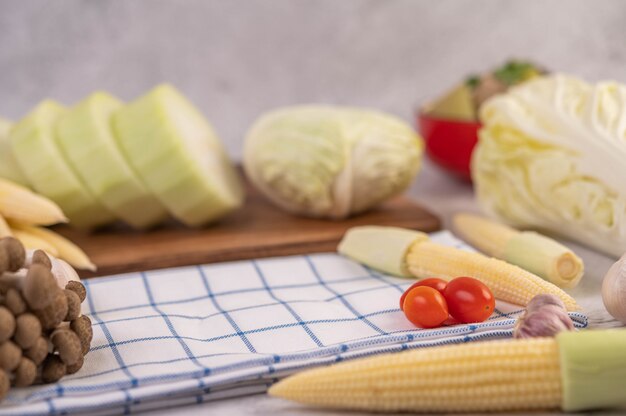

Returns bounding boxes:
[417,112,481,181]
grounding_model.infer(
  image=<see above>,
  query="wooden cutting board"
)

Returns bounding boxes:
[56,182,440,278]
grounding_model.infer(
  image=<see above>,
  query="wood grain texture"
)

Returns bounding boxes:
[55,184,440,278]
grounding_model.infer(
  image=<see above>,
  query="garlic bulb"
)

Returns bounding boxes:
[601,253,626,324]
[513,294,574,338]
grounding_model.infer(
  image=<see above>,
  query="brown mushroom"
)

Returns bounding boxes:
[0,237,25,272]
[5,288,26,316]
[42,355,66,383]
[34,289,68,330]
[64,289,81,321]
[13,357,36,387]
[31,249,52,270]
[0,341,21,371]
[65,281,86,303]
[50,329,81,366]
[23,264,57,310]
[0,271,21,294]
[0,370,8,401]
[0,307,15,343]
[66,354,84,375]
[13,313,41,349]
[0,250,7,276]
[24,336,49,365]
[70,315,93,354]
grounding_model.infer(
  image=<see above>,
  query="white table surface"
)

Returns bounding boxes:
[151,158,623,416]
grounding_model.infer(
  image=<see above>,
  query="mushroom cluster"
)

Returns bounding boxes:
[0,237,92,400]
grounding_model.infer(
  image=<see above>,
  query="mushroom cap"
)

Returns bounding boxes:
[64,289,81,321]
[31,250,52,270]
[70,315,93,354]
[23,264,57,310]
[66,354,84,375]
[51,329,82,366]
[65,281,86,303]
[14,313,42,349]
[34,289,68,330]
[0,370,8,400]
[13,357,37,387]
[41,355,66,383]
[24,336,49,366]
[5,288,27,316]
[0,341,21,371]
[0,237,25,272]
[0,307,15,343]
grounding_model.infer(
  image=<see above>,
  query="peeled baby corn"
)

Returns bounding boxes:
[453,213,583,288]
[10,228,58,256]
[270,329,626,413]
[271,338,562,412]
[338,226,578,310]
[9,222,95,271]
[0,215,11,237]
[0,177,67,225]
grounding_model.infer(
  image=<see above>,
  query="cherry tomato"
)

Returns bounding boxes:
[399,278,448,310]
[443,277,495,323]
[441,316,460,326]
[402,286,449,328]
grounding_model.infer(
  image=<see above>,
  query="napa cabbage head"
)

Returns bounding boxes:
[243,106,423,219]
[473,74,626,257]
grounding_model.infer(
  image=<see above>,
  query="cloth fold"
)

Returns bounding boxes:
[0,231,587,415]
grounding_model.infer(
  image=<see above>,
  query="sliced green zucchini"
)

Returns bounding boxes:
[0,118,29,186]
[10,100,114,229]
[56,92,167,229]
[112,85,243,226]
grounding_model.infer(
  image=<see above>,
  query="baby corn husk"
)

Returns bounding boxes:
[11,228,58,256]
[338,226,579,311]
[0,215,11,237]
[9,222,95,271]
[0,177,67,225]
[270,329,626,413]
[270,338,562,413]
[453,213,584,288]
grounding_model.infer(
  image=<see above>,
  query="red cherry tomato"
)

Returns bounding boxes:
[399,278,448,310]
[443,277,495,323]
[402,286,449,328]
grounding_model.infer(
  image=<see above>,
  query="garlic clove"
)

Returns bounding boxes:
[50,258,81,288]
[601,254,626,324]
[24,250,81,289]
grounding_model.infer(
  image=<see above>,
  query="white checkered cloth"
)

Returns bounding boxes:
[0,231,587,415]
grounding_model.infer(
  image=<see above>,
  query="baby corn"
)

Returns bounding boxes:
[9,222,95,271]
[407,240,579,311]
[270,338,562,412]
[269,329,626,413]
[11,228,58,256]
[453,213,583,288]
[0,215,11,237]
[338,226,578,311]
[0,177,67,225]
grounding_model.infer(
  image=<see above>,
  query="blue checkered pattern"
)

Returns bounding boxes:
[0,231,587,415]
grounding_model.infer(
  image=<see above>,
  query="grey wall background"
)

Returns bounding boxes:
[1,0,625,159]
